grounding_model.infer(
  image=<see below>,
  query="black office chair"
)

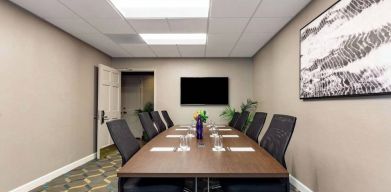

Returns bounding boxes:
[161,110,174,128]
[150,111,167,133]
[233,111,249,132]
[138,112,158,141]
[106,119,184,192]
[260,114,296,168]
[228,112,240,127]
[245,112,267,143]
[221,114,297,192]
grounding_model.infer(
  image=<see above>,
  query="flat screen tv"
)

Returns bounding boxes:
[181,77,229,105]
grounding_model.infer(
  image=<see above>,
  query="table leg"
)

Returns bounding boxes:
[207,177,210,192]
[195,177,198,192]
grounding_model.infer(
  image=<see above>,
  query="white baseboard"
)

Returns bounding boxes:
[10,153,96,192]
[290,175,313,192]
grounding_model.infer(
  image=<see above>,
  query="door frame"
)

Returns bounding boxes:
[118,68,156,110]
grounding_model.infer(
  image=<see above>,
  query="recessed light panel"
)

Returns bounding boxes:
[140,33,207,45]
[109,0,210,18]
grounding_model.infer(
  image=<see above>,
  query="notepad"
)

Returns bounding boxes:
[216,125,226,128]
[150,147,175,152]
[229,147,255,152]
[166,135,182,138]
[177,147,190,152]
[175,128,188,131]
[218,128,232,131]
[222,135,239,138]
[179,125,191,128]
[212,147,226,152]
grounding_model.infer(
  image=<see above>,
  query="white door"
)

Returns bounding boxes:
[97,64,121,159]
[121,76,143,138]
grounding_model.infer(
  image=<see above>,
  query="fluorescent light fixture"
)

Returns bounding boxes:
[140,33,207,45]
[109,0,210,18]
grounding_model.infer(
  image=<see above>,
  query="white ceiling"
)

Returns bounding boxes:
[10,0,311,58]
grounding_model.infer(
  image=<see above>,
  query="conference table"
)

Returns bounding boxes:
[118,124,288,190]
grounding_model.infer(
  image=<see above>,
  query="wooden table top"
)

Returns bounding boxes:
[118,125,288,178]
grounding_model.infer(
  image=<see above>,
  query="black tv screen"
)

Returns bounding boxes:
[181,77,229,105]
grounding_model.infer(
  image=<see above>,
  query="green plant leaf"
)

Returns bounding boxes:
[134,102,154,115]
[240,99,258,113]
[219,106,236,121]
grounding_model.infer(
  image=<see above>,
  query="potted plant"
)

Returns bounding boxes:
[220,99,259,131]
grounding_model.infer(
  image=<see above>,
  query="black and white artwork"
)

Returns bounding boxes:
[300,0,391,99]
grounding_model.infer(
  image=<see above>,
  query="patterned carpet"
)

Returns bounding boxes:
[31,147,299,192]
[31,148,121,192]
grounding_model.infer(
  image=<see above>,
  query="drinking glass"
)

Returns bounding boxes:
[211,128,218,137]
[214,135,223,151]
[187,126,195,137]
[179,135,188,150]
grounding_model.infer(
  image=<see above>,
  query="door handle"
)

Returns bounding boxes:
[101,110,107,124]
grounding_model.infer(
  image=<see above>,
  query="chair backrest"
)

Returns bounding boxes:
[138,112,158,141]
[260,114,296,168]
[106,119,140,165]
[233,111,249,131]
[161,110,174,128]
[150,111,167,132]
[228,112,240,127]
[245,112,267,143]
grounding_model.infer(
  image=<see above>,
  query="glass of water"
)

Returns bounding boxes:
[187,126,194,137]
[211,128,218,137]
[179,135,188,151]
[214,135,223,151]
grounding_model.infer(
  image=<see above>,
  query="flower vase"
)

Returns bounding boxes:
[196,115,203,140]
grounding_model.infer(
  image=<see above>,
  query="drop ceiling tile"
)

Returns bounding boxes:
[76,33,129,57]
[206,34,240,57]
[106,34,145,44]
[168,19,207,33]
[206,44,232,57]
[207,33,241,45]
[208,18,249,34]
[230,45,259,57]
[10,0,78,19]
[210,0,261,18]
[239,33,275,44]
[254,0,311,18]
[128,19,170,33]
[46,18,99,34]
[86,18,136,34]
[120,44,156,57]
[178,45,205,57]
[103,49,130,57]
[59,0,121,19]
[230,33,272,57]
[245,17,291,34]
[150,45,180,57]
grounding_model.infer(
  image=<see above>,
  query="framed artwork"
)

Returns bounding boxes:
[300,0,391,99]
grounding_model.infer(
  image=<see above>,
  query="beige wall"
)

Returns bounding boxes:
[253,0,391,191]
[142,75,154,106]
[0,1,111,191]
[113,58,253,125]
